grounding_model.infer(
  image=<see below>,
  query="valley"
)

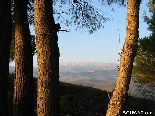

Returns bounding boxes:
[9,61,154,99]
[9,62,119,91]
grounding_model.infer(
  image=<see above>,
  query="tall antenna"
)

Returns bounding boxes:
[117,21,121,62]
[117,21,121,51]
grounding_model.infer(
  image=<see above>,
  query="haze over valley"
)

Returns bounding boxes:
[9,61,139,93]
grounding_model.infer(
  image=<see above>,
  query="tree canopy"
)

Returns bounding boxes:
[53,0,126,33]
[9,0,126,62]
[132,35,155,85]
[132,0,155,86]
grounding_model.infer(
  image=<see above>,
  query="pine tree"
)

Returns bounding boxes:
[34,0,126,115]
[132,0,155,86]
[34,0,60,115]
[106,0,141,115]
[13,0,34,115]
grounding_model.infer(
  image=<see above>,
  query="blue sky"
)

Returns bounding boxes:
[9,0,151,66]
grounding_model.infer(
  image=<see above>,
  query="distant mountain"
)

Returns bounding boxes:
[9,62,142,96]
[9,62,153,99]
[59,61,118,72]
[9,61,118,81]
[9,61,118,73]
[9,62,119,91]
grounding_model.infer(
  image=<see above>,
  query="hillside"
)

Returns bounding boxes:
[9,63,153,99]
[9,62,119,92]
[8,73,155,116]
[59,69,117,91]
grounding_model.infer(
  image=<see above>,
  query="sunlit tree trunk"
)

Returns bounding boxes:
[34,0,60,115]
[0,0,11,115]
[14,0,34,115]
[106,0,141,116]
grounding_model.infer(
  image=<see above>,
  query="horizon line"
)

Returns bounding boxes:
[9,61,119,67]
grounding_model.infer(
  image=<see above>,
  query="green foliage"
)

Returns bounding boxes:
[132,35,155,85]
[132,0,155,86]
[147,0,155,12]
[8,73,155,116]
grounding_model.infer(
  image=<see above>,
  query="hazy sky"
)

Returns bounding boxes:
[9,1,151,66]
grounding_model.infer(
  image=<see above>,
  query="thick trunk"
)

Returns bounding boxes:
[106,0,141,116]
[0,0,11,115]
[34,0,60,116]
[14,0,34,116]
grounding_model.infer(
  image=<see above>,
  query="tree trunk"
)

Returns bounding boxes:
[0,0,11,115]
[34,0,60,116]
[14,0,34,116]
[106,0,141,116]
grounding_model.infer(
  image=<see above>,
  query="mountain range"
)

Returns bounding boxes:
[9,61,154,99]
[9,61,139,93]
[9,61,119,90]
[9,61,118,75]
[59,61,118,72]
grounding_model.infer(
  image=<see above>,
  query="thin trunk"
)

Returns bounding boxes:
[34,0,60,116]
[0,0,12,115]
[14,0,34,116]
[106,0,141,116]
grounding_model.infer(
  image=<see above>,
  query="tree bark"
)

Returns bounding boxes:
[14,0,34,116]
[0,0,12,115]
[106,0,141,116]
[34,0,60,116]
